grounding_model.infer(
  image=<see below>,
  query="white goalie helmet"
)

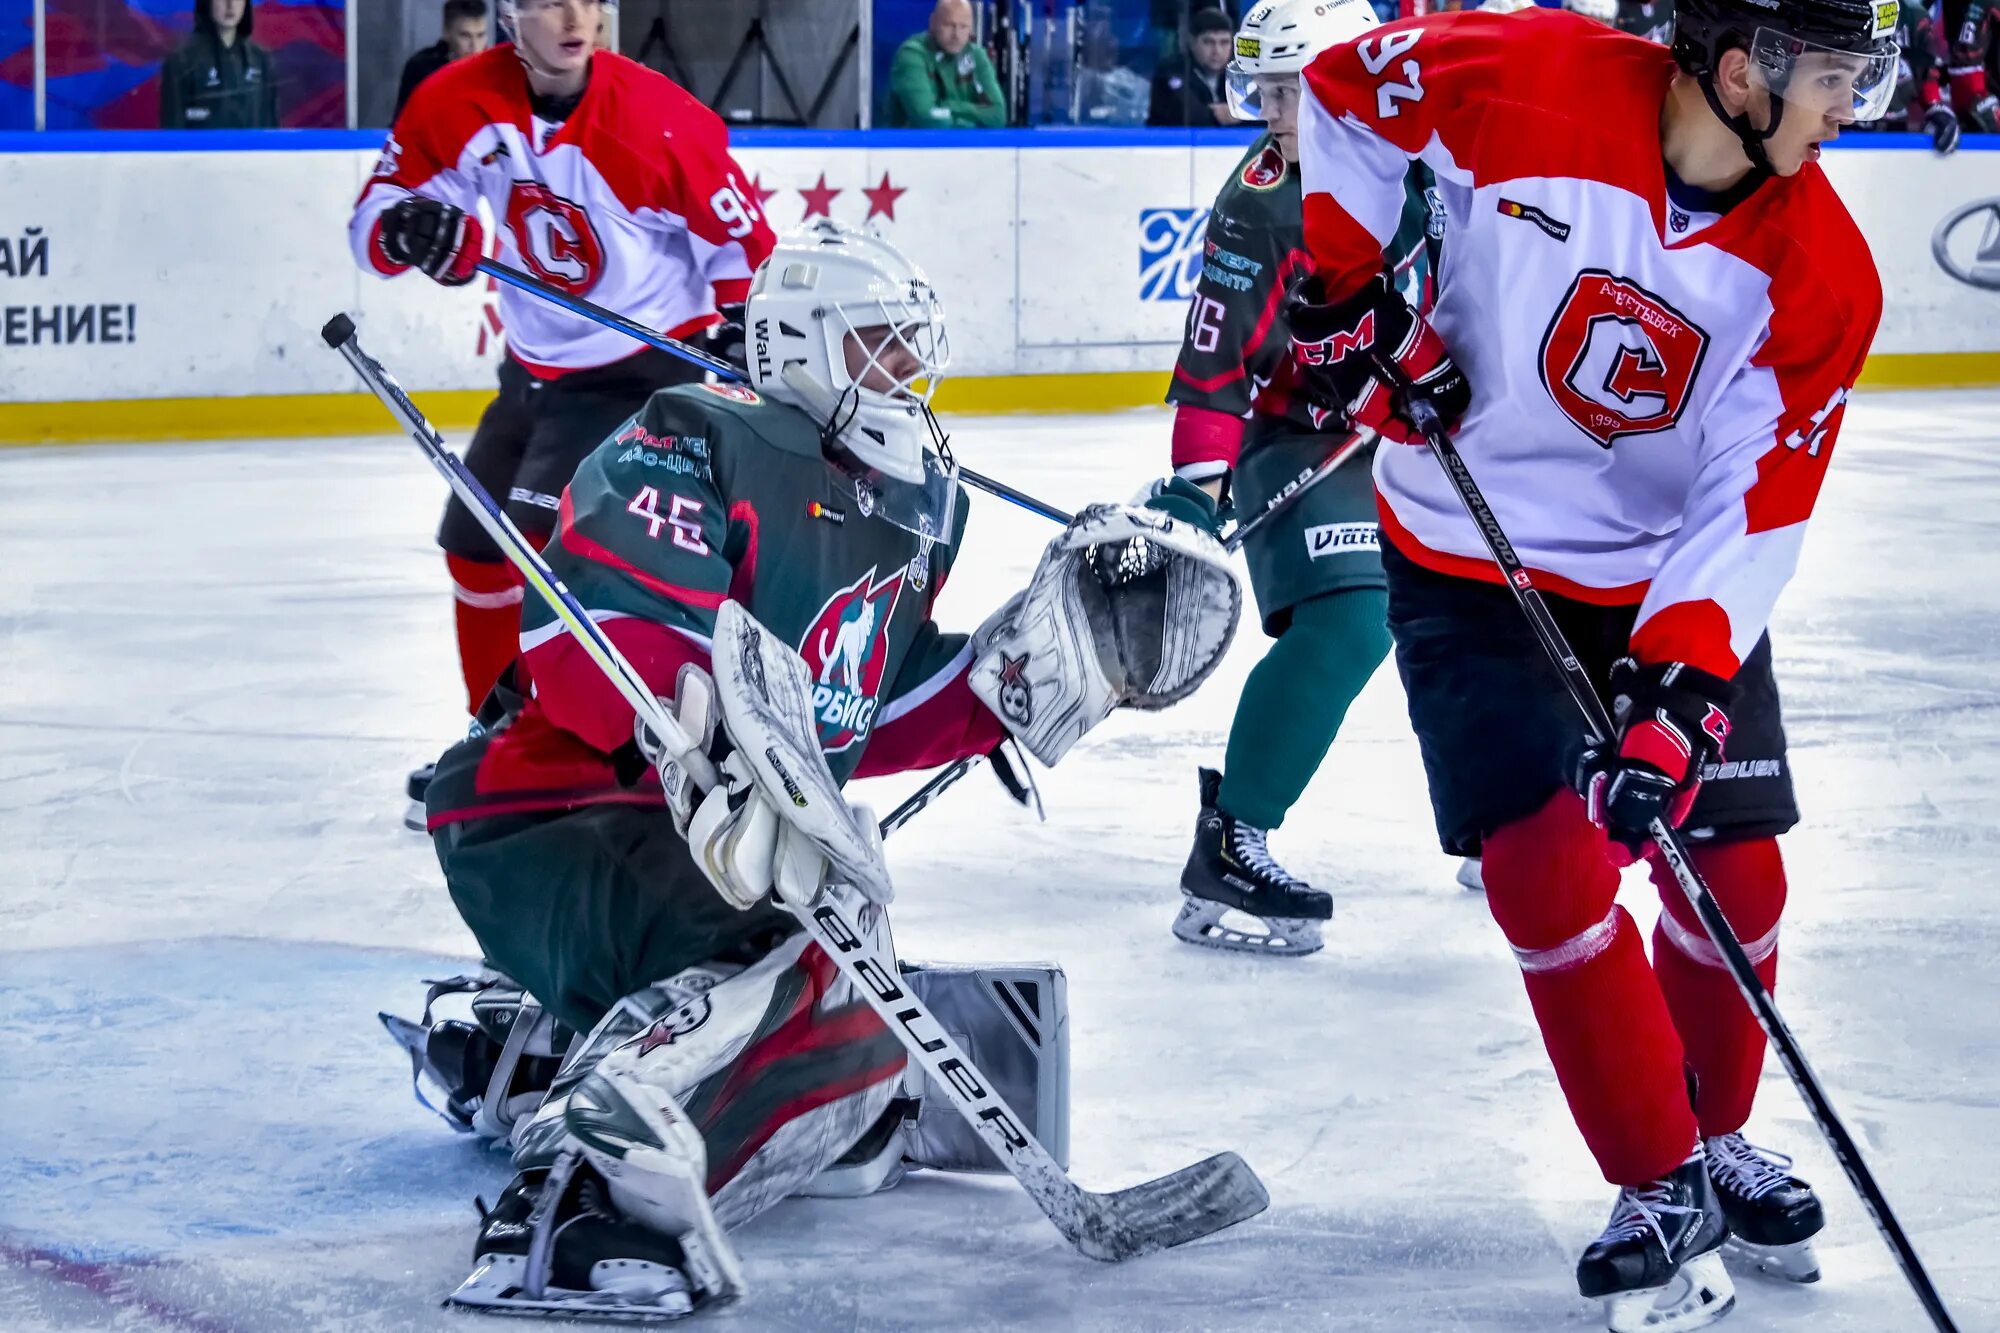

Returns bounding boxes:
[746,220,951,481]
[1226,0,1381,120]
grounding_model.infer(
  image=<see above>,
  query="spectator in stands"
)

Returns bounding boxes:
[1147,7,1234,126]
[395,0,489,119]
[160,0,277,129]
[886,0,1007,128]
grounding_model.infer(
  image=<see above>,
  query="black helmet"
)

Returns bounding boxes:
[1671,0,1901,173]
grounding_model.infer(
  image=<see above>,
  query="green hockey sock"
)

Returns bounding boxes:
[1217,588,1392,832]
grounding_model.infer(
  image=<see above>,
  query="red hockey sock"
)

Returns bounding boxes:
[1649,837,1786,1138]
[446,552,524,714]
[1485,792,1696,1185]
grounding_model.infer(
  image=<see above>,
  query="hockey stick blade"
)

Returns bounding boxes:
[1068,1150,1269,1262]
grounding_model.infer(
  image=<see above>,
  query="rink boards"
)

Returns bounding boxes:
[0,129,1996,442]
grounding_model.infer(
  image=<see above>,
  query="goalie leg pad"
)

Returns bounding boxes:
[971,504,1240,765]
[900,961,1071,1174]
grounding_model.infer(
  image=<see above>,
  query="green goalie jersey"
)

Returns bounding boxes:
[426,382,1005,830]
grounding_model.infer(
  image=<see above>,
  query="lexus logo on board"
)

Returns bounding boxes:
[1932,196,2000,291]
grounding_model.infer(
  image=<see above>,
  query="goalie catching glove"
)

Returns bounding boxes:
[635,600,892,911]
[969,502,1241,766]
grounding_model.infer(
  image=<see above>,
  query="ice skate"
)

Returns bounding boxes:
[1707,1132,1824,1283]
[447,1150,731,1323]
[1455,856,1484,891]
[1577,1151,1735,1333]
[404,761,435,832]
[1174,768,1331,956]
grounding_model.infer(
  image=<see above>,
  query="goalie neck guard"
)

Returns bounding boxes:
[746,221,958,545]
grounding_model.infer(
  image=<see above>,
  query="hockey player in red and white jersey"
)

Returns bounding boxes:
[1282,0,1891,1327]
[349,0,774,816]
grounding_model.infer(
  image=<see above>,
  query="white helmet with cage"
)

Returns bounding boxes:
[746,221,951,479]
[1226,0,1382,120]
[745,220,956,541]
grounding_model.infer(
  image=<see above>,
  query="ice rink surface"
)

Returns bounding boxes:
[2,390,1997,1332]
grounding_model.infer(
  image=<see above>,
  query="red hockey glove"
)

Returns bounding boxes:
[1284,271,1470,445]
[1576,658,1733,858]
[379,197,483,287]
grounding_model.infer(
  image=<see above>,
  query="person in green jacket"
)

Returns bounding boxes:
[159,0,279,129]
[886,0,1007,128]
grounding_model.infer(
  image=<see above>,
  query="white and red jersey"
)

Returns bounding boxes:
[350,47,775,376]
[1299,9,1882,679]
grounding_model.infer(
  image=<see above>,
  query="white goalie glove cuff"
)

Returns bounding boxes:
[970,503,1241,766]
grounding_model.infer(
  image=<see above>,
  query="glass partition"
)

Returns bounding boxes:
[37,0,346,130]
[0,0,33,129]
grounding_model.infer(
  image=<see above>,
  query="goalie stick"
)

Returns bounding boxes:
[482,254,1360,556]
[1406,396,1960,1333]
[477,257,1074,527]
[324,312,1270,1263]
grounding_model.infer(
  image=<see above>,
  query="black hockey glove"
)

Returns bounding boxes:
[1284,271,1470,446]
[1924,103,1961,155]
[706,302,747,371]
[379,197,484,287]
[1574,658,1734,857]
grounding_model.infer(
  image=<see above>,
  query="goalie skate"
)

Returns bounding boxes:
[1174,767,1330,956]
[447,1152,719,1324]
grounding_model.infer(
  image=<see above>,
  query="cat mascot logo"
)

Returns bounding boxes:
[801,566,904,752]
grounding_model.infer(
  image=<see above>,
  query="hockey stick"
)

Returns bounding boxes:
[324,313,1269,1263]
[1221,427,1374,555]
[1406,398,1960,1332]
[475,258,1075,527]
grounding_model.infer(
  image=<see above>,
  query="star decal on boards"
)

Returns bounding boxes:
[745,172,778,213]
[861,171,908,222]
[799,173,842,220]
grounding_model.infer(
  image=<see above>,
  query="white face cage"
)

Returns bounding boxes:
[826,279,951,411]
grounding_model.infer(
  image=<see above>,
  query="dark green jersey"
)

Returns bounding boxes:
[1167,135,1435,472]
[429,383,1004,828]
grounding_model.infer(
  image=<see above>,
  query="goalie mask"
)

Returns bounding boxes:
[746,221,958,545]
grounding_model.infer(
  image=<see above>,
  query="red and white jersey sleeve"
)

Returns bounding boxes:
[1297,8,1882,679]
[349,47,775,375]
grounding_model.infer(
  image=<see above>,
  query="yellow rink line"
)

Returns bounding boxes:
[1,357,1995,447]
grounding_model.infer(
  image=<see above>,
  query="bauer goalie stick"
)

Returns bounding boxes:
[476,258,1075,527]
[323,313,1270,1263]
[1405,397,1960,1332]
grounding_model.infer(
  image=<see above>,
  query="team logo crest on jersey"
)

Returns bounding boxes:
[1240,143,1287,191]
[800,566,905,752]
[505,182,605,297]
[1538,271,1710,448]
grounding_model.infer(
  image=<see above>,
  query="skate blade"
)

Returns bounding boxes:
[403,798,429,833]
[447,1254,695,1323]
[1171,898,1323,956]
[1602,1251,1734,1333]
[1722,1233,1820,1283]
